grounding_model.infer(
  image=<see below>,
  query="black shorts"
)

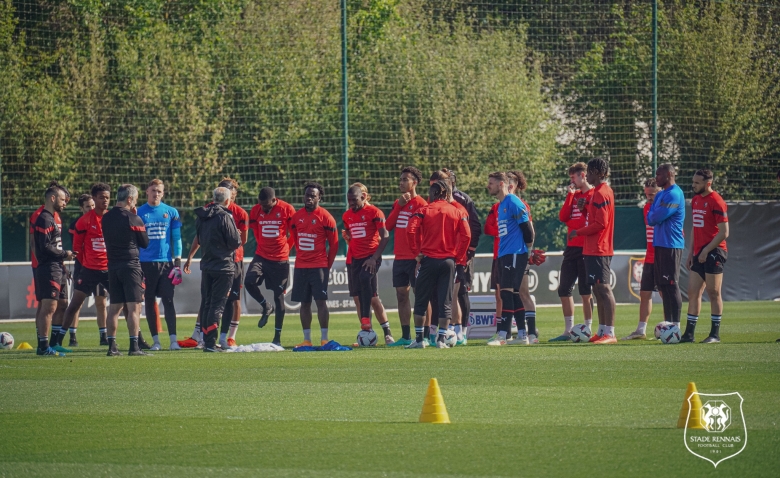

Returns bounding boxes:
[498,253,529,290]
[413,257,456,319]
[141,262,176,300]
[455,261,473,292]
[640,262,657,292]
[34,263,66,301]
[491,258,500,290]
[108,267,145,303]
[245,256,289,293]
[72,260,82,284]
[291,267,329,303]
[392,259,418,288]
[558,246,591,297]
[228,261,244,301]
[584,255,612,285]
[691,246,727,280]
[349,256,380,297]
[74,266,109,297]
[653,247,682,287]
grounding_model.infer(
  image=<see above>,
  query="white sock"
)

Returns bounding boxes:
[597,324,605,335]
[321,328,328,342]
[152,335,161,345]
[169,334,177,344]
[499,330,507,339]
[219,332,227,343]
[637,322,647,334]
[564,316,574,334]
[228,321,239,340]
[454,324,463,340]
[585,319,593,328]
[673,321,680,327]
[192,325,202,341]
[606,325,615,337]
[303,329,311,342]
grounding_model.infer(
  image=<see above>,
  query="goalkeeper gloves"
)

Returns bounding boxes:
[529,249,547,266]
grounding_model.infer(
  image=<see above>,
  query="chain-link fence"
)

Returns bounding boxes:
[2,0,779,253]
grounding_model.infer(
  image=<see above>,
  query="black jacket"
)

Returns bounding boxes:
[195,203,241,273]
[452,188,482,250]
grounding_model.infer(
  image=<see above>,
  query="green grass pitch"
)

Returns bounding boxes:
[1,301,779,477]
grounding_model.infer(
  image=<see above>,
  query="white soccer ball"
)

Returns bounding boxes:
[660,324,681,344]
[655,321,673,339]
[0,332,14,350]
[444,329,457,347]
[569,324,592,343]
[356,330,378,347]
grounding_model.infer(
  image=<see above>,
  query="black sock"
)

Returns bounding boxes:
[107,337,117,350]
[381,322,392,336]
[423,327,430,339]
[129,337,139,352]
[416,328,424,342]
[710,316,721,337]
[401,325,411,340]
[49,329,59,346]
[38,337,48,351]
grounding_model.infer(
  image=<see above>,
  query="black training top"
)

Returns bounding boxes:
[102,206,150,270]
[34,209,67,266]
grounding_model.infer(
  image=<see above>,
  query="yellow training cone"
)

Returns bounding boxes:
[419,378,450,424]
[677,382,704,429]
[16,342,33,350]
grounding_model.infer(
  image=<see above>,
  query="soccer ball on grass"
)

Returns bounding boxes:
[0,332,14,350]
[356,330,378,347]
[569,324,591,343]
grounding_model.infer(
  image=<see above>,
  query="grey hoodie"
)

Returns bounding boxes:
[195,203,241,273]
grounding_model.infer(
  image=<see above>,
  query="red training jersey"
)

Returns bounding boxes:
[643,202,655,263]
[386,195,428,260]
[29,205,61,268]
[451,200,470,265]
[559,190,588,248]
[407,200,471,260]
[290,207,338,269]
[73,209,108,271]
[576,183,614,256]
[691,192,728,252]
[227,203,249,262]
[484,202,500,260]
[249,199,296,262]
[342,204,385,260]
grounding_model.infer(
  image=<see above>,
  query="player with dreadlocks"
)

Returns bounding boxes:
[569,157,617,344]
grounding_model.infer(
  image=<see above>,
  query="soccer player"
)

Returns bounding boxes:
[447,170,481,344]
[570,157,617,344]
[647,163,686,329]
[60,183,114,348]
[137,179,183,351]
[622,179,661,340]
[386,167,427,346]
[33,185,74,355]
[508,170,539,344]
[341,183,395,345]
[551,162,594,341]
[64,194,98,347]
[193,187,242,353]
[406,180,471,348]
[102,184,150,356]
[30,181,70,349]
[683,169,729,343]
[289,182,338,347]
[486,172,534,346]
[343,184,393,340]
[246,186,296,346]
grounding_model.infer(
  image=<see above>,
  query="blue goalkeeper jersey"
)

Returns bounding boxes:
[497,194,530,257]
[647,183,685,249]
[137,202,182,262]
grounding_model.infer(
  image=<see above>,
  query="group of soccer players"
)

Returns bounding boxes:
[29,158,730,356]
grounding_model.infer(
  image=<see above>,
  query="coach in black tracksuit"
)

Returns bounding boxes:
[195,187,242,352]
